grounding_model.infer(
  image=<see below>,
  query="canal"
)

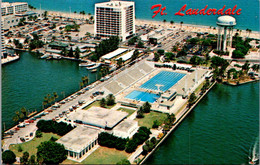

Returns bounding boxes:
[145,82,259,164]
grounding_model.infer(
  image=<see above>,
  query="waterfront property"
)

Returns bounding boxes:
[94,1,135,41]
[101,60,210,113]
[56,126,100,162]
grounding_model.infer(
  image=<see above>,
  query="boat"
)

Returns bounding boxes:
[91,69,97,73]
[79,62,95,67]
[86,63,102,70]
[249,137,259,165]
[52,55,62,60]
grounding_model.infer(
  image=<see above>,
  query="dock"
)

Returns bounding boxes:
[1,55,20,65]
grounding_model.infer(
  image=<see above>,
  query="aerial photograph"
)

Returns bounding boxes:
[1,0,259,164]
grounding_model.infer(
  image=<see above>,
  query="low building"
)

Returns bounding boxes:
[56,126,101,162]
[113,119,138,138]
[68,107,128,129]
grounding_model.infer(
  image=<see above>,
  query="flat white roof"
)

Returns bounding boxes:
[116,50,135,61]
[95,1,134,8]
[56,126,100,153]
[102,48,128,60]
[113,119,138,133]
[1,2,27,8]
[68,107,128,128]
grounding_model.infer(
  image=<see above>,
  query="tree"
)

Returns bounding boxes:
[29,155,36,165]
[2,150,16,164]
[157,49,164,56]
[176,50,187,57]
[188,92,197,105]
[143,101,151,113]
[180,21,184,29]
[36,130,42,138]
[18,145,23,152]
[117,58,123,68]
[100,98,106,108]
[125,140,138,153]
[43,11,48,19]
[106,94,115,106]
[131,50,139,61]
[136,107,144,118]
[152,120,160,128]
[74,47,81,59]
[20,151,30,164]
[170,20,174,25]
[189,55,203,65]
[37,141,67,164]
[142,145,149,155]
[68,47,74,57]
[154,52,160,62]
[137,41,144,48]
[163,19,166,24]
[116,159,131,165]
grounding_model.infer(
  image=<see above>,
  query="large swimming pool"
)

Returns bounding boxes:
[125,90,160,103]
[140,71,185,92]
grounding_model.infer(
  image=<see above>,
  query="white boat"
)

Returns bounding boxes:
[79,62,95,67]
[86,63,102,70]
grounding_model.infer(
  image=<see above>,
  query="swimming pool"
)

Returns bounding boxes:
[125,90,160,103]
[140,71,185,92]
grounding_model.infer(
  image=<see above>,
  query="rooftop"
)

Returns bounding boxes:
[95,1,134,8]
[68,107,128,129]
[113,119,138,133]
[56,126,100,153]
[1,2,27,8]
[116,50,135,61]
[102,48,128,60]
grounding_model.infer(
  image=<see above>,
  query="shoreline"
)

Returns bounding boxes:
[139,81,217,164]
[36,9,259,39]
[135,19,260,39]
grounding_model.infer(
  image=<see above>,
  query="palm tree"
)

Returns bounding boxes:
[180,21,183,29]
[248,29,252,38]
[53,92,58,101]
[13,116,19,123]
[170,20,174,25]
[21,107,27,117]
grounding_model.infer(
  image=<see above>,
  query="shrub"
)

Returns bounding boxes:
[2,150,16,164]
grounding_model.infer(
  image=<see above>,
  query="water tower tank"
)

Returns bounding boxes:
[217,16,236,26]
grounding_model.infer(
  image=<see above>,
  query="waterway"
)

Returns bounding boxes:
[145,82,259,164]
[1,51,101,129]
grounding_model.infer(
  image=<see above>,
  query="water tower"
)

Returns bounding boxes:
[216,16,236,51]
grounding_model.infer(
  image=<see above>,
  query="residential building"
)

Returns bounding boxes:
[1,2,28,16]
[94,1,135,41]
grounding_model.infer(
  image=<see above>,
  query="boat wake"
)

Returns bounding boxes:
[249,136,259,165]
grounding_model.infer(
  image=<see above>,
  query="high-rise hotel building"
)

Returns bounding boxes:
[1,2,28,16]
[94,1,135,41]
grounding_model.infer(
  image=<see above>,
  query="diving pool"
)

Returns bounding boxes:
[125,90,160,103]
[140,71,185,92]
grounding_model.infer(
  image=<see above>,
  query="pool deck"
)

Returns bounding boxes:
[116,67,209,114]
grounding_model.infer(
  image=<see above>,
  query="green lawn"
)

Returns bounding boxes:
[117,108,135,117]
[9,132,61,157]
[194,80,206,94]
[83,101,115,110]
[135,111,168,128]
[81,147,130,164]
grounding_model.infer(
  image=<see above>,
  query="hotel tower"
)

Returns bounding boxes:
[94,1,135,41]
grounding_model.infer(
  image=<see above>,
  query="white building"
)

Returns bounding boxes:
[113,119,138,138]
[56,126,101,162]
[94,1,135,41]
[1,2,28,16]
